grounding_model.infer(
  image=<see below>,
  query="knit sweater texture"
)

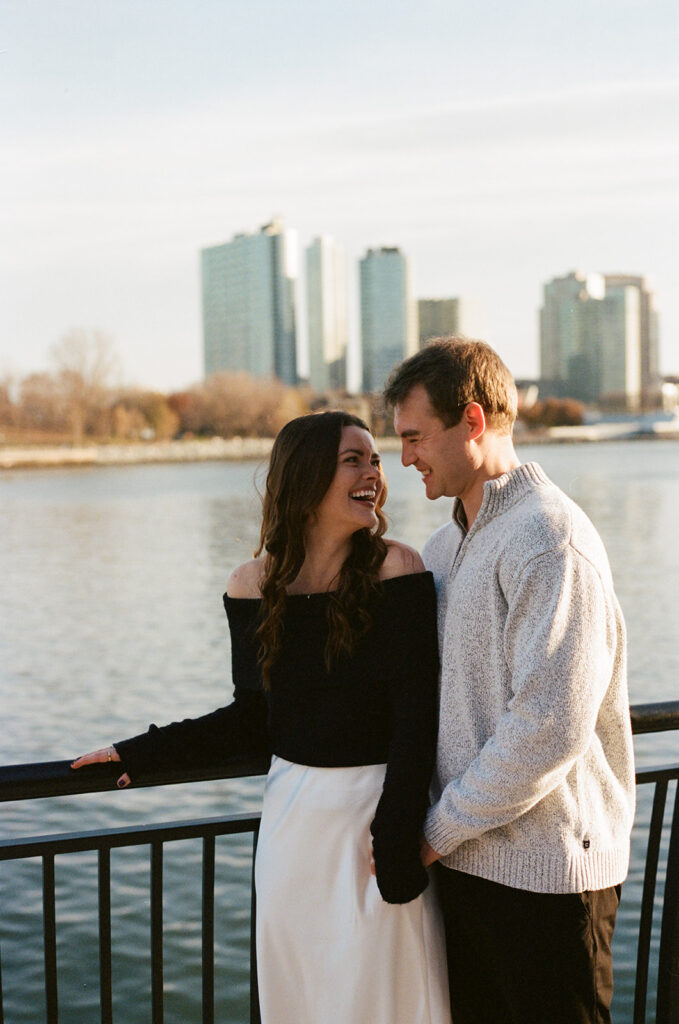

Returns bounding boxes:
[423,461,635,894]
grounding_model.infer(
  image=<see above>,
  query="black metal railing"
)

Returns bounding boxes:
[0,705,677,1024]
[629,702,679,1024]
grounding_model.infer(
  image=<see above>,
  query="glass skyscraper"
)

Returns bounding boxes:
[201,219,298,386]
[305,236,348,392]
[359,246,416,393]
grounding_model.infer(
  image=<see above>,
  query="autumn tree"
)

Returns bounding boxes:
[519,397,585,429]
[18,372,68,433]
[0,375,16,427]
[111,390,179,440]
[49,329,122,440]
[172,373,310,438]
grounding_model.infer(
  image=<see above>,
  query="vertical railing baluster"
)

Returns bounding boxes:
[250,825,261,1024]
[657,781,679,1024]
[43,854,58,1024]
[150,841,164,1024]
[98,847,113,1024]
[202,835,215,1024]
[634,780,668,1024]
[0,935,5,1024]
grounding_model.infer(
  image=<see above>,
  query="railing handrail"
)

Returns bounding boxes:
[630,701,679,734]
[0,754,270,804]
[0,701,677,804]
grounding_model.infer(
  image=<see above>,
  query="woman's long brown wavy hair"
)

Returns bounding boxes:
[254,411,388,688]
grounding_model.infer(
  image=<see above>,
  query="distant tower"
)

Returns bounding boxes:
[540,270,658,409]
[418,297,485,348]
[603,275,661,409]
[201,219,298,385]
[598,284,641,407]
[539,271,606,402]
[306,236,348,392]
[360,247,417,393]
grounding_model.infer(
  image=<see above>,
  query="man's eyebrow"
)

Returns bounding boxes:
[399,429,420,438]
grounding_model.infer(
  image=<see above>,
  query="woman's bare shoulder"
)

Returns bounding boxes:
[225,558,265,598]
[379,539,425,580]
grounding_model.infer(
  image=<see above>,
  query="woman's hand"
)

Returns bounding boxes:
[371,836,441,877]
[70,746,131,788]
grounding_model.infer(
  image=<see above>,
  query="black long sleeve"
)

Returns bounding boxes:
[369,576,439,902]
[114,598,269,780]
[114,687,269,781]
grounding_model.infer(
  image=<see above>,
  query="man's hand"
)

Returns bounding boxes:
[420,836,441,867]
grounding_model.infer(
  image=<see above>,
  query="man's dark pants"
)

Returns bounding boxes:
[435,864,621,1024]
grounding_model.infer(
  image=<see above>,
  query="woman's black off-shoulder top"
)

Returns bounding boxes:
[115,571,439,903]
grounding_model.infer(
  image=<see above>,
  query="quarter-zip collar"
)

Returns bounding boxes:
[452,462,551,539]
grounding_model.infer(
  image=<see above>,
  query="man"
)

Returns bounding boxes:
[384,338,635,1024]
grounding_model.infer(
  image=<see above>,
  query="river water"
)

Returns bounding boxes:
[1,440,678,1023]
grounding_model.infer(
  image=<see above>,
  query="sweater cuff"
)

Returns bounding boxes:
[423,803,462,858]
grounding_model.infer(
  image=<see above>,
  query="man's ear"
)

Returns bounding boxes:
[463,402,486,441]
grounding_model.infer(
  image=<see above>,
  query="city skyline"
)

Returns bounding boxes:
[3,1,677,392]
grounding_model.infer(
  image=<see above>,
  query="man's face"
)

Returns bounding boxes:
[393,383,474,501]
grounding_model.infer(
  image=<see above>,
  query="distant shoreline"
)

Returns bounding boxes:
[0,436,274,470]
[1,424,678,470]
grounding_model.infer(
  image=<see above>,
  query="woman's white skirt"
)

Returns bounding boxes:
[254,755,452,1024]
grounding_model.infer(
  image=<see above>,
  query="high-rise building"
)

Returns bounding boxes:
[539,271,606,401]
[201,219,298,385]
[603,275,660,408]
[418,297,485,348]
[305,236,348,392]
[539,270,659,408]
[360,247,417,393]
[598,285,641,404]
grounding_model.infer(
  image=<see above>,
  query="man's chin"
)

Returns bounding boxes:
[423,477,440,500]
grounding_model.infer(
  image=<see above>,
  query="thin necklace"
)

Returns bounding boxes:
[303,566,341,598]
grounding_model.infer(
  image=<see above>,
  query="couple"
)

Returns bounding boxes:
[73,339,635,1024]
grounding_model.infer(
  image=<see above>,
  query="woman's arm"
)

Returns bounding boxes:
[71,688,269,785]
[369,570,440,903]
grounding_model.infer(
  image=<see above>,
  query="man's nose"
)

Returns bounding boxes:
[401,444,415,468]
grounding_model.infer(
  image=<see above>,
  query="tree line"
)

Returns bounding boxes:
[0,329,354,443]
[0,330,584,445]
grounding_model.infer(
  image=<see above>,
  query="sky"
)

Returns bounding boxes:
[2,0,678,393]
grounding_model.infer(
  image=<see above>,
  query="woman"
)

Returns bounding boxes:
[72,411,451,1024]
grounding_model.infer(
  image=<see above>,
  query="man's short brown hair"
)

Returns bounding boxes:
[384,337,518,434]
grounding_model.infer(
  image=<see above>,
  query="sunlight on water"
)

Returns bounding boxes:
[1,441,678,1023]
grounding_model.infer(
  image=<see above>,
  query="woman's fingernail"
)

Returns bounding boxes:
[117,779,126,788]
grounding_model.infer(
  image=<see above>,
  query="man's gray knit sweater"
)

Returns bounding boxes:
[423,462,635,894]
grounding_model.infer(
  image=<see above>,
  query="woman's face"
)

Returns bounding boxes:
[311,425,384,537]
